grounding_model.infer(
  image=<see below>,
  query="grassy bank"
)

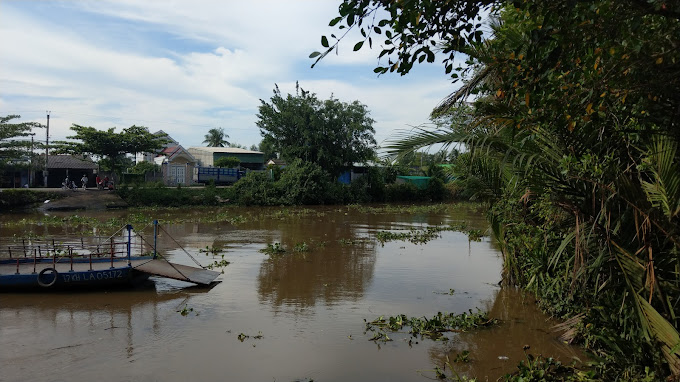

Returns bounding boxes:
[0,189,65,209]
[117,175,461,207]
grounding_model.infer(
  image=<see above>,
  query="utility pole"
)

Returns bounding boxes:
[44,111,50,187]
[29,134,35,187]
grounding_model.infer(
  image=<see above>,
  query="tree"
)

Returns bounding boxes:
[258,138,277,160]
[129,161,160,175]
[0,115,42,167]
[319,0,680,377]
[256,83,376,177]
[214,156,240,168]
[203,128,229,147]
[53,124,166,178]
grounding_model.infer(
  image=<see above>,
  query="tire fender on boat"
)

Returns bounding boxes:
[37,267,58,287]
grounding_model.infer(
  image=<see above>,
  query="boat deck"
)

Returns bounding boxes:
[0,258,220,286]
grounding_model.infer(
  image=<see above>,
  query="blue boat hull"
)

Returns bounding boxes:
[0,257,153,291]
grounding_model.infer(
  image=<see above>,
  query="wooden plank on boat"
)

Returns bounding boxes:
[0,258,151,275]
[133,259,220,285]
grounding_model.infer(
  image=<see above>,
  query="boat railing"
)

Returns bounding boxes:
[0,223,154,263]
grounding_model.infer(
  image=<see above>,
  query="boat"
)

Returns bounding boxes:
[0,221,220,291]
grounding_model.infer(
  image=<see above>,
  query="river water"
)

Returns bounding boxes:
[0,204,581,381]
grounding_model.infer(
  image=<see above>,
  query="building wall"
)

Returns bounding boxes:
[188,148,264,170]
[213,151,264,166]
[188,148,215,167]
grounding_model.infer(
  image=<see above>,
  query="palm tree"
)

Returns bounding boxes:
[385,9,680,375]
[203,128,229,147]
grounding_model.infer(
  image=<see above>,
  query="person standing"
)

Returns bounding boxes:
[96,175,102,190]
[81,174,88,190]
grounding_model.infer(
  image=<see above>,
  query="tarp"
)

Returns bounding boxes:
[396,176,430,189]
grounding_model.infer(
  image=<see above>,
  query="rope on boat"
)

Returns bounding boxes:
[157,224,205,269]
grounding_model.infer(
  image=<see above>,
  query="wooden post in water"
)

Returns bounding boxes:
[110,237,115,269]
[126,224,132,267]
[153,220,158,259]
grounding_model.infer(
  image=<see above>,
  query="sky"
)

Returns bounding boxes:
[0,1,459,151]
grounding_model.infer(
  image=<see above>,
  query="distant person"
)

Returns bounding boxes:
[81,175,88,190]
[96,175,102,190]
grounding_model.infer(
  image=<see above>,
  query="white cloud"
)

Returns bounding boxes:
[0,0,458,150]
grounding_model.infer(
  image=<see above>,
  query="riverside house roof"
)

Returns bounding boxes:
[47,155,97,169]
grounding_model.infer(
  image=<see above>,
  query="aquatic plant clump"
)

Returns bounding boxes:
[365,310,497,342]
[374,223,485,245]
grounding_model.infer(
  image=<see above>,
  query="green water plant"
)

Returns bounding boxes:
[365,310,497,343]
[259,242,286,255]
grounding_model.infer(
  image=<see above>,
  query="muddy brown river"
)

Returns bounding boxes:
[0,204,582,381]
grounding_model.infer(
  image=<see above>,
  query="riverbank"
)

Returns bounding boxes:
[0,188,65,210]
[0,188,127,211]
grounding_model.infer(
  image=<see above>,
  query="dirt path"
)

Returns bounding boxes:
[40,189,128,211]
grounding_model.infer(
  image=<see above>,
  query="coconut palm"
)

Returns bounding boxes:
[203,128,229,147]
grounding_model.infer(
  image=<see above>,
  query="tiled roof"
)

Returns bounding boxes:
[47,155,97,169]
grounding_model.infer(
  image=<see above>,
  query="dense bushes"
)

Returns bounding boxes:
[0,189,64,209]
[232,160,455,206]
[117,182,235,207]
[117,161,458,207]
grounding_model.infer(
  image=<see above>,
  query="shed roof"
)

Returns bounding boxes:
[47,155,97,169]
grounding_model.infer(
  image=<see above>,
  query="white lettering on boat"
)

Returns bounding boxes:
[61,270,124,283]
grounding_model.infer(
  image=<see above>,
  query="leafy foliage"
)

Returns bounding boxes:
[0,115,42,167]
[311,0,494,77]
[340,0,680,378]
[256,83,377,177]
[129,161,160,175]
[203,127,229,147]
[53,125,166,177]
[214,156,241,168]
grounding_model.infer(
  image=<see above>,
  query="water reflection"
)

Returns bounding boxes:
[0,289,197,380]
[428,288,584,380]
[0,204,582,382]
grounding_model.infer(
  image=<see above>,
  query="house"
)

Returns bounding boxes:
[135,130,177,163]
[43,155,98,188]
[266,159,286,167]
[188,147,265,171]
[337,162,378,185]
[154,145,197,185]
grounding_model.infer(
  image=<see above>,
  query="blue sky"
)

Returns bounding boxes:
[0,1,459,150]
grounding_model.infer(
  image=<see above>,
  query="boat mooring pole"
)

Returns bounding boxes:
[153,220,158,259]
[126,224,132,267]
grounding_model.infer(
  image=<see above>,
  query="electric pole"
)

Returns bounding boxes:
[44,111,50,187]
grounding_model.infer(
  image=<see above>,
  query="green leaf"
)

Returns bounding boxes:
[329,16,343,27]
[321,36,329,48]
[354,41,364,51]
[309,51,321,59]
